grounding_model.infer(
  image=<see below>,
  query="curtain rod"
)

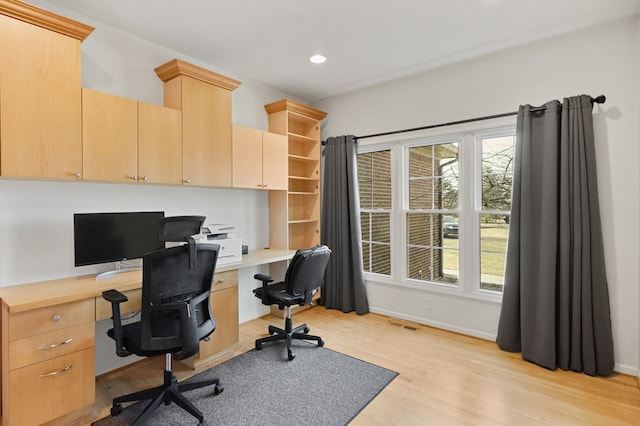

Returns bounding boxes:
[322,95,606,144]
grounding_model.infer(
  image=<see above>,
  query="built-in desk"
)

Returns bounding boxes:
[0,248,294,426]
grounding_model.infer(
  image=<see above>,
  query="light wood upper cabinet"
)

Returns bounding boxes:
[138,101,182,185]
[82,89,138,182]
[0,10,93,180]
[232,125,288,190]
[82,89,182,184]
[155,59,241,188]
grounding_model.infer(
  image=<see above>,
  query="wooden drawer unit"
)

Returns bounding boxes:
[9,322,94,370]
[2,299,96,425]
[9,299,94,340]
[8,348,95,426]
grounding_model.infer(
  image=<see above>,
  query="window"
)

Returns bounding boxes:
[358,149,391,275]
[406,142,460,285]
[478,135,514,291]
[357,125,515,295]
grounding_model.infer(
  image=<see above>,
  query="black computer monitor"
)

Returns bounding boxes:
[73,211,165,267]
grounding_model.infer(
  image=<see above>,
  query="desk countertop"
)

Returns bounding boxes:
[0,248,295,313]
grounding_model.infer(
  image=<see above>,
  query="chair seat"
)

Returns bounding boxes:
[107,316,182,358]
[253,282,308,307]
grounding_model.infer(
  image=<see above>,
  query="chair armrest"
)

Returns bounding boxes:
[102,289,129,304]
[253,273,274,284]
[254,273,275,305]
[101,289,130,357]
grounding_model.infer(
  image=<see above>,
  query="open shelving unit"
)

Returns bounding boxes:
[264,99,327,251]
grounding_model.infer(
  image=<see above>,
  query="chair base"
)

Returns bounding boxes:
[255,307,324,360]
[110,354,223,425]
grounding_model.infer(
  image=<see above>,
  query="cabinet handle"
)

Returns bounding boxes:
[216,279,224,285]
[131,175,138,181]
[141,176,148,181]
[263,184,268,188]
[257,184,263,188]
[52,315,61,322]
[39,364,73,378]
[183,179,191,184]
[73,172,81,178]
[38,338,73,350]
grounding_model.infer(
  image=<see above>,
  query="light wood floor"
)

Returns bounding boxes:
[88,307,640,425]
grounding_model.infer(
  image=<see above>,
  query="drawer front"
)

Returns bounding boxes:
[95,288,142,321]
[8,348,95,426]
[212,269,238,292]
[9,322,95,370]
[9,299,94,341]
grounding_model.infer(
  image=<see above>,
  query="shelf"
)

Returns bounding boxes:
[289,219,319,224]
[289,191,318,196]
[289,175,319,181]
[265,99,326,252]
[288,132,317,144]
[289,154,318,162]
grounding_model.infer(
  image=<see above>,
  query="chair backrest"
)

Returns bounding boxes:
[284,245,332,305]
[140,242,219,359]
[158,215,205,242]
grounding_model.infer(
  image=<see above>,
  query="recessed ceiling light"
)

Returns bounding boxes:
[309,54,326,64]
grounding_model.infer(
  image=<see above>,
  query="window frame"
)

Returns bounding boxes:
[403,135,464,288]
[356,119,516,303]
[357,143,394,279]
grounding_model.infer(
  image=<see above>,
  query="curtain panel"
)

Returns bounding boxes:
[320,135,369,314]
[496,95,614,376]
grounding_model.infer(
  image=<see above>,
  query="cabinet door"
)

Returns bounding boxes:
[262,131,288,190]
[181,77,232,187]
[232,125,263,189]
[0,15,82,179]
[82,89,138,182]
[138,101,182,184]
[198,274,238,360]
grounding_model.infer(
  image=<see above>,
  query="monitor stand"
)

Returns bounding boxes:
[96,260,142,280]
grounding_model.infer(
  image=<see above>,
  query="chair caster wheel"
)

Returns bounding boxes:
[288,350,296,361]
[303,326,310,334]
[213,383,224,395]
[318,339,324,347]
[111,403,123,417]
[255,342,262,350]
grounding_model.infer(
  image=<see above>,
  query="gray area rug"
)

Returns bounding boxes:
[93,341,398,425]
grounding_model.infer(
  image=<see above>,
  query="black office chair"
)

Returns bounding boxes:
[158,215,205,242]
[253,245,331,360]
[102,240,222,425]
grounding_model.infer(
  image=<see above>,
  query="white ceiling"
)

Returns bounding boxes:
[42,0,640,102]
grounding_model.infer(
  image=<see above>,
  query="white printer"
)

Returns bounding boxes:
[193,224,242,265]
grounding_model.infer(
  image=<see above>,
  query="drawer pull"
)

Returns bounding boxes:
[217,279,224,284]
[38,338,73,350]
[52,315,62,322]
[39,364,73,378]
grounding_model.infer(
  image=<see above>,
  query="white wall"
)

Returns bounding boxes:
[0,2,298,372]
[314,17,640,376]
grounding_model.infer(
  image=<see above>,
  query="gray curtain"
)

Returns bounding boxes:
[320,135,369,314]
[496,95,614,376]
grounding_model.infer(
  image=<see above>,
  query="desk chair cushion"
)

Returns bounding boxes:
[253,281,311,307]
